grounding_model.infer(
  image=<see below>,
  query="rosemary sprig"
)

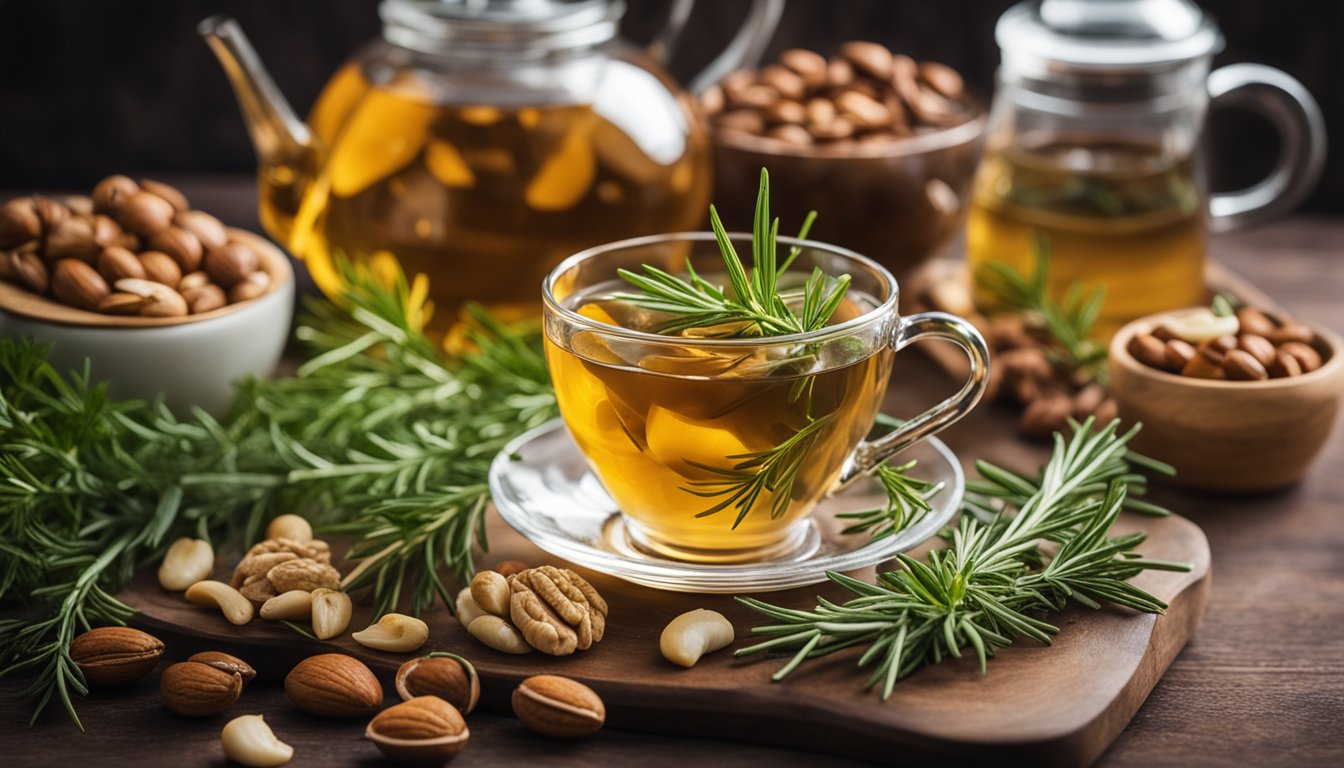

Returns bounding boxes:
[0,260,557,728]
[735,418,1188,698]
[836,460,944,540]
[614,168,847,338]
[976,234,1108,382]
[681,414,835,529]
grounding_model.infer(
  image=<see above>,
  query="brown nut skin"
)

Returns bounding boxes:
[758,65,806,101]
[492,560,529,578]
[1127,333,1171,371]
[173,210,229,251]
[117,190,176,237]
[395,654,479,714]
[45,216,103,262]
[1181,349,1227,380]
[1221,348,1269,381]
[138,179,190,213]
[98,292,149,315]
[205,242,259,288]
[184,283,228,314]
[1236,306,1277,338]
[1163,339,1197,371]
[187,651,256,689]
[229,272,271,303]
[51,259,111,310]
[98,245,147,283]
[1271,321,1315,346]
[159,661,243,717]
[1278,341,1323,373]
[10,252,49,293]
[0,197,41,248]
[69,627,164,688]
[33,196,72,234]
[779,48,828,87]
[919,61,965,99]
[148,226,204,272]
[1268,349,1304,378]
[512,675,605,739]
[92,175,139,215]
[839,40,894,80]
[285,653,383,717]
[1237,334,1277,367]
[367,696,470,762]
[1020,395,1072,440]
[138,251,183,287]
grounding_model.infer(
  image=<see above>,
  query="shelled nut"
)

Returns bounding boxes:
[185,580,254,625]
[265,514,313,543]
[260,590,312,621]
[311,587,353,640]
[158,537,215,591]
[660,609,735,668]
[467,615,531,655]
[470,570,511,618]
[220,715,293,768]
[352,613,430,654]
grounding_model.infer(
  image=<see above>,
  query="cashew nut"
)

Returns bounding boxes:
[185,580,254,625]
[467,615,532,655]
[264,514,313,543]
[260,590,312,621]
[221,714,294,767]
[1159,307,1240,343]
[469,570,510,617]
[660,609,735,668]
[352,613,430,653]
[158,537,214,591]
[455,587,486,628]
[310,588,352,640]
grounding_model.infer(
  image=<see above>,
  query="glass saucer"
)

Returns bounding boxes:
[488,419,963,593]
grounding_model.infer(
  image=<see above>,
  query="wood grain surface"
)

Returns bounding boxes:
[2,180,1343,767]
[113,509,1208,766]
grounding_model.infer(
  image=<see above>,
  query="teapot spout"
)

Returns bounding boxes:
[199,15,317,244]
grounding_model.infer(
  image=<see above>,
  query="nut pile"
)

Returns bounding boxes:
[700,41,973,150]
[458,564,609,657]
[0,176,271,317]
[1127,306,1325,381]
[916,275,1119,440]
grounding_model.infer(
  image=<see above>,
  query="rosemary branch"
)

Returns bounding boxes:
[735,418,1186,698]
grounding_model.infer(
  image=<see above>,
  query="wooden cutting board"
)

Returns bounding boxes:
[123,508,1209,767]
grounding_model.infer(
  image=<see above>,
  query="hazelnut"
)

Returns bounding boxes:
[92,175,139,214]
[117,190,175,237]
[205,242,258,288]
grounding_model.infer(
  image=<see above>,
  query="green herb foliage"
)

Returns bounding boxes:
[735,418,1187,698]
[835,460,944,540]
[976,235,1108,382]
[614,168,848,338]
[0,262,556,728]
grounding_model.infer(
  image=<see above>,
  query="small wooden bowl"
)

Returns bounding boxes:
[0,229,294,415]
[1109,311,1344,492]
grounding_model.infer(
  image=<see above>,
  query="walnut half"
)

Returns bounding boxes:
[507,567,608,655]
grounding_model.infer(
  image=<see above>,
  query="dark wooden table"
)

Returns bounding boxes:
[3,179,1342,766]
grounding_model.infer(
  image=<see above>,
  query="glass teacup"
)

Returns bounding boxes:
[543,233,989,563]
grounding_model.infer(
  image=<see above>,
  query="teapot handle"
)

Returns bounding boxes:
[648,0,785,95]
[1207,64,1327,233]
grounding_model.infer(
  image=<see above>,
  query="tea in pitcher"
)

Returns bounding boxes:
[544,285,893,560]
[261,64,711,332]
[966,139,1205,336]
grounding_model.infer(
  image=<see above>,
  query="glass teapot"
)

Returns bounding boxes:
[966,0,1326,335]
[200,0,783,330]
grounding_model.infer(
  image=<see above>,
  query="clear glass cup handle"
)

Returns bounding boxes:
[1207,63,1327,233]
[648,0,785,94]
[836,312,991,486]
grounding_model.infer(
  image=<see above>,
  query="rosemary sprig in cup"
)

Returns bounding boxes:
[613,168,853,527]
[736,418,1186,698]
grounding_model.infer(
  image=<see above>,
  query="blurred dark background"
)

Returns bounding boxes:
[0,0,1339,213]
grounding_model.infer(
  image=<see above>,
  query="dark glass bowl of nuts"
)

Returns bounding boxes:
[701,42,986,292]
[0,179,294,415]
[1108,306,1344,492]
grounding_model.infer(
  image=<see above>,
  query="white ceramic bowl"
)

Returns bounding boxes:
[0,229,294,416]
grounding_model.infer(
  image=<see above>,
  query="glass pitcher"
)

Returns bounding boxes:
[200,0,783,331]
[966,0,1326,335]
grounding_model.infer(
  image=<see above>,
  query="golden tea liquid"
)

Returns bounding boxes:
[966,140,1205,337]
[545,284,892,560]
[261,63,711,333]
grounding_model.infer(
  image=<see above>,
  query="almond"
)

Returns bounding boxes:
[11,251,49,293]
[395,654,479,714]
[174,210,228,251]
[92,175,138,215]
[139,250,182,287]
[148,226,204,272]
[51,258,111,309]
[188,651,257,689]
[117,190,176,236]
[139,179,190,212]
[366,696,470,762]
[512,675,605,739]
[160,660,243,717]
[205,242,258,287]
[69,627,164,688]
[184,283,227,314]
[285,653,383,717]
[97,245,147,283]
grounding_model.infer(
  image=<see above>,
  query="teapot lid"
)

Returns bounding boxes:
[381,0,623,54]
[997,0,1224,72]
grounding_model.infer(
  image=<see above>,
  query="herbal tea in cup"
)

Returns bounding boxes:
[542,171,989,563]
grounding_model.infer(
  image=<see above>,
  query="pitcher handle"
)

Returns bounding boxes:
[1207,64,1327,233]
[648,0,786,95]
[836,312,990,486]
